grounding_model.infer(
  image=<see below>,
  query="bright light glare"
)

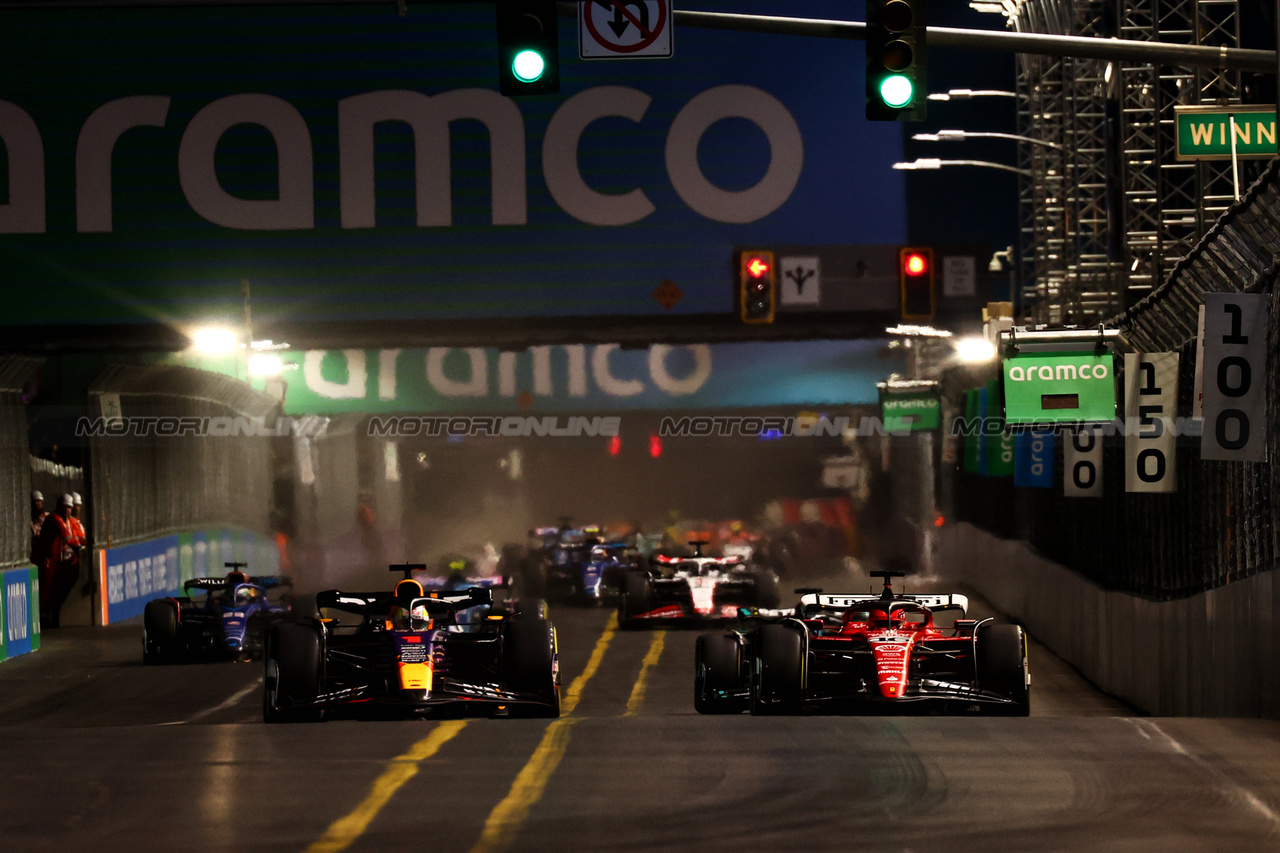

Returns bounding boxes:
[248,353,284,377]
[955,336,998,364]
[190,326,240,355]
[879,75,914,108]
[512,49,545,82]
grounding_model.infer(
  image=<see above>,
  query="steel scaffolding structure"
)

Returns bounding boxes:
[994,0,1254,323]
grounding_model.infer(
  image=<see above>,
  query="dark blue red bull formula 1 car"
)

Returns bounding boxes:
[262,565,558,722]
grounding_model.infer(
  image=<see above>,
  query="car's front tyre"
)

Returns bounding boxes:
[262,622,322,723]
[695,633,746,714]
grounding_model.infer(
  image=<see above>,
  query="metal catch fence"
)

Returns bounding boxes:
[88,364,278,548]
[950,160,1280,600]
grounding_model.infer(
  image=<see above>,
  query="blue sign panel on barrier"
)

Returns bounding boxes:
[102,530,281,623]
[103,536,181,623]
[1015,430,1056,488]
[4,568,37,658]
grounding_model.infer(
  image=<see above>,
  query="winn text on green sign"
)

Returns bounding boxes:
[1175,106,1277,160]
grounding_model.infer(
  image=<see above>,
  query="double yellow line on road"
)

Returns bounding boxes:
[305,612,667,853]
[304,720,469,853]
[468,612,619,853]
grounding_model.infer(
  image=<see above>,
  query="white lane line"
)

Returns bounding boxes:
[1128,718,1280,829]
[181,682,260,725]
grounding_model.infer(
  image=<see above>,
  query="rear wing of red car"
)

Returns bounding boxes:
[799,592,969,616]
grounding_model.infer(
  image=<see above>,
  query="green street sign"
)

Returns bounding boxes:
[1175,106,1277,160]
[881,393,940,432]
[1002,351,1116,425]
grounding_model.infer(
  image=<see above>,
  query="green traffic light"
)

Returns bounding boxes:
[879,75,914,108]
[512,49,546,83]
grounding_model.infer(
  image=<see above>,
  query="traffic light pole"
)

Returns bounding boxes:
[549,5,1276,75]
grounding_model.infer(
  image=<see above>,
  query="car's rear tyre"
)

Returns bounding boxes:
[263,622,322,723]
[618,572,655,629]
[977,623,1030,716]
[143,598,179,664]
[750,624,805,715]
[503,617,560,717]
[695,633,745,714]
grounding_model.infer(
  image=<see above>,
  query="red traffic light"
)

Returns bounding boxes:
[903,251,928,276]
[899,246,934,320]
[738,249,776,325]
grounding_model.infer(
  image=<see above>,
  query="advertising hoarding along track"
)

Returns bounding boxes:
[1002,351,1117,426]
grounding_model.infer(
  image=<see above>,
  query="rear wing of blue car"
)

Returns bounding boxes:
[184,575,291,593]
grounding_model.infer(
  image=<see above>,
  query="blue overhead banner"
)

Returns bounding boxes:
[0,1,903,327]
[174,338,905,414]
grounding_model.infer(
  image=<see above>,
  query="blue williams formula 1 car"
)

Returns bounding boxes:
[262,565,559,722]
[693,571,1030,716]
[143,563,293,664]
[520,524,631,604]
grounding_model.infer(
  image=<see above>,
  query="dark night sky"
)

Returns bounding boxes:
[899,3,1020,259]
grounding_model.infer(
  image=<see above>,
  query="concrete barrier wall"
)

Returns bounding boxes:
[938,522,1280,717]
[94,528,281,625]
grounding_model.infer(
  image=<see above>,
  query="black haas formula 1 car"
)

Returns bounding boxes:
[694,570,1030,716]
[143,564,293,663]
[262,565,559,722]
[618,541,781,629]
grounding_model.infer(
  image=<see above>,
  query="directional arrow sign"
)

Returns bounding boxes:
[580,1,673,60]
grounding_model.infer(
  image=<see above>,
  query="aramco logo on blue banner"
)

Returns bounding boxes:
[1014,431,1056,488]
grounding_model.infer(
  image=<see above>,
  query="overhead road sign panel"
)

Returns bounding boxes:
[1175,106,1277,160]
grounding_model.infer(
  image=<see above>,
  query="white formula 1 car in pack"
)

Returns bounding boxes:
[694,570,1030,715]
[617,541,780,628]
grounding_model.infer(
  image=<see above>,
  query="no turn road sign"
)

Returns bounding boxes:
[580,1,674,60]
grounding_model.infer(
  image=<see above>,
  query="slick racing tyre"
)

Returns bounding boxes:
[143,598,179,665]
[750,624,805,716]
[618,572,655,629]
[503,618,560,718]
[263,622,322,723]
[976,623,1030,716]
[695,633,745,714]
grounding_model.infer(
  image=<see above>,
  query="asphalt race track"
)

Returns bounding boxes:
[4,576,1280,853]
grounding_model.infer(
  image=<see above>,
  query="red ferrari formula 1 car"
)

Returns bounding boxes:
[694,570,1030,716]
